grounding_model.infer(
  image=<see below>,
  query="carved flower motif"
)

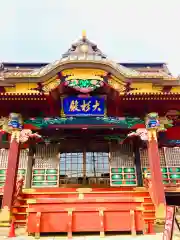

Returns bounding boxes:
[91,80,98,85]
[66,79,102,93]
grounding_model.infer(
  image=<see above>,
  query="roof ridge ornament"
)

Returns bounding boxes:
[61,32,107,60]
[82,30,86,40]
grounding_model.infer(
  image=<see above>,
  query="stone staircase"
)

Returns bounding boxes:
[12,203,27,227]
[11,187,156,237]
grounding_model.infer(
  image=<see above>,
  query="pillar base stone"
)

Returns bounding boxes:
[0,206,11,223]
[155,203,166,224]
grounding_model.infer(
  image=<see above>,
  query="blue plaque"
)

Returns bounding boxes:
[62,96,105,116]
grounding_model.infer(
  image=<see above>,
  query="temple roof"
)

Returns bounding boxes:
[0,32,179,85]
[1,62,168,70]
[61,31,106,60]
[0,61,173,82]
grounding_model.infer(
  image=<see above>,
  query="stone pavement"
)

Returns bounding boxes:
[0,227,179,240]
[0,233,164,240]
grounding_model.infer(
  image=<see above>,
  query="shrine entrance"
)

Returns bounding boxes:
[32,129,137,188]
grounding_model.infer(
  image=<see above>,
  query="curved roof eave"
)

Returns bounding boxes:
[3,59,176,84]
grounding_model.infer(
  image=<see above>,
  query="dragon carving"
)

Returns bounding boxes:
[127,113,173,142]
[19,129,41,143]
[0,117,10,133]
[128,128,148,141]
[0,114,41,143]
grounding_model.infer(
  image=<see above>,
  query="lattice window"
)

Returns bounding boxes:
[164,147,180,166]
[139,148,180,185]
[140,149,148,167]
[0,149,8,168]
[109,143,137,186]
[34,144,59,168]
[60,152,83,178]
[59,152,110,185]
[86,152,109,177]
[32,144,59,187]
[18,150,28,184]
[0,149,28,187]
[0,149,9,187]
[0,149,28,168]
[18,149,28,168]
[110,143,134,167]
[140,148,166,167]
[161,147,180,184]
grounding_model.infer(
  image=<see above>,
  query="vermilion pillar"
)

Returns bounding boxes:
[147,129,166,220]
[1,136,20,222]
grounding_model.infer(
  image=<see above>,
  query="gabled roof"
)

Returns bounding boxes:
[2,62,48,68]
[0,32,179,85]
[120,63,165,68]
[1,62,168,72]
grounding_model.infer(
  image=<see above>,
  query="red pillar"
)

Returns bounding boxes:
[1,137,20,220]
[147,129,166,219]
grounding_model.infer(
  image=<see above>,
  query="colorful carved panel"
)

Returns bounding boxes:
[141,147,180,184]
[62,69,105,93]
[0,149,28,188]
[164,147,180,184]
[43,76,60,92]
[64,78,104,93]
[32,168,58,187]
[142,167,180,185]
[31,144,59,187]
[0,169,6,187]
[110,143,137,186]
[110,167,137,186]
[24,116,144,129]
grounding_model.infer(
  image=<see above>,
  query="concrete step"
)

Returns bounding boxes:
[0,231,165,239]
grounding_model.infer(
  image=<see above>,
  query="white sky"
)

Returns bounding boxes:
[0,0,180,75]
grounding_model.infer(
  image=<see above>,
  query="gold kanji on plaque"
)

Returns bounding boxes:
[81,100,91,112]
[69,100,80,112]
[92,100,101,111]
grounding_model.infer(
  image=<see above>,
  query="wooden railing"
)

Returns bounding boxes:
[59,177,110,186]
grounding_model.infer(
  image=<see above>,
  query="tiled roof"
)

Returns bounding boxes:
[0,33,177,81]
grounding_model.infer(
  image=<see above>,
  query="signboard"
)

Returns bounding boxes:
[62,96,105,116]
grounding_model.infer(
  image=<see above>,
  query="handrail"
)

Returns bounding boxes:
[13,175,24,206]
[143,176,156,206]
[162,206,176,240]
[175,217,180,232]
[144,174,166,220]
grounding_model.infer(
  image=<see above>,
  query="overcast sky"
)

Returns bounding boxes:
[0,0,180,75]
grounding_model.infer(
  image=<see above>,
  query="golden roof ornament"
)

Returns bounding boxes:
[82,30,87,40]
[80,30,88,53]
[61,31,106,59]
[80,44,89,53]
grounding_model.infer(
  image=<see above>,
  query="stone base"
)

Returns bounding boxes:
[0,207,11,223]
[0,226,10,237]
[155,203,166,223]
